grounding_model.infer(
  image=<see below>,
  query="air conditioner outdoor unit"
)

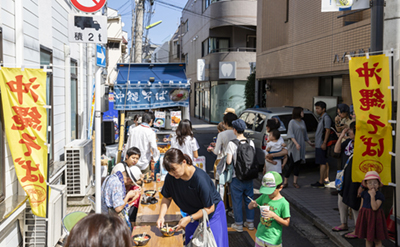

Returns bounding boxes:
[24,184,67,247]
[65,139,93,197]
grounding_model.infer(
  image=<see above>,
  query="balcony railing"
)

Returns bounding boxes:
[209,47,256,53]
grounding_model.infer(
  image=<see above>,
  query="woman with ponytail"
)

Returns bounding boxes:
[157,148,229,246]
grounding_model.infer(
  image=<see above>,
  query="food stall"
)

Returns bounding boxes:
[113,63,190,168]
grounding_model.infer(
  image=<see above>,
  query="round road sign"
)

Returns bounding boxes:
[70,0,106,13]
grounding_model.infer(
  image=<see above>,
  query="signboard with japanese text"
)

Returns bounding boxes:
[349,54,392,185]
[113,84,190,110]
[321,0,369,12]
[154,111,165,128]
[69,14,107,44]
[0,68,50,217]
[171,111,181,127]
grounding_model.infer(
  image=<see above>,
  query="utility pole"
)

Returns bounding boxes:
[134,0,144,63]
[130,0,136,62]
[370,0,384,53]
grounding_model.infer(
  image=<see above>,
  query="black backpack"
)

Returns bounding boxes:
[231,139,258,181]
[321,115,338,147]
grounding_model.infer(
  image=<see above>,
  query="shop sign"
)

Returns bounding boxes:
[114,84,190,110]
[197,59,206,81]
[321,0,369,12]
[0,68,50,217]
[219,62,236,79]
[349,54,392,185]
[194,156,206,172]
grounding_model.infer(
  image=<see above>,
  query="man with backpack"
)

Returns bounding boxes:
[226,119,257,232]
[311,101,333,188]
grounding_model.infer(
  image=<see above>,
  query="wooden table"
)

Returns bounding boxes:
[136,181,182,226]
[131,225,184,247]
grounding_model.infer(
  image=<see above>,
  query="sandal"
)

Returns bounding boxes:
[332,226,348,232]
[283,183,288,188]
[344,233,357,239]
[293,183,300,189]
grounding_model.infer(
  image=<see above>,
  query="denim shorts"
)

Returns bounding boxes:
[315,148,327,165]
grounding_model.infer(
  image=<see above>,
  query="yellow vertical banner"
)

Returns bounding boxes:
[0,68,50,217]
[349,54,392,185]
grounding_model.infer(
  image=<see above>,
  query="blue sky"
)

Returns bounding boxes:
[107,0,186,48]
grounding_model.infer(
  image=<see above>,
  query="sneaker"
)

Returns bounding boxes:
[311,181,325,188]
[324,180,330,186]
[231,223,243,232]
[244,222,255,230]
[228,211,235,219]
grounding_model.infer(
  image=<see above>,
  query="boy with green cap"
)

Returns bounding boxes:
[249,171,291,247]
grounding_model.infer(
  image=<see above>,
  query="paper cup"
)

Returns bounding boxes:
[259,205,270,214]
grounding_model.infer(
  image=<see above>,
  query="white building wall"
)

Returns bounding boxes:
[0,0,91,246]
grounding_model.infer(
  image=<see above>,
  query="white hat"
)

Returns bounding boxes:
[111,163,142,182]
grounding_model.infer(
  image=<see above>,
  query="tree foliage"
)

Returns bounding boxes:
[245,70,256,109]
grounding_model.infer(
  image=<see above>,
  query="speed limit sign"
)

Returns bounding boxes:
[70,0,106,13]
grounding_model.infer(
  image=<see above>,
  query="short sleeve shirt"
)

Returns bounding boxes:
[161,166,221,215]
[255,195,291,245]
[361,190,385,209]
[315,113,331,148]
[101,173,126,214]
[170,136,200,161]
[226,139,255,178]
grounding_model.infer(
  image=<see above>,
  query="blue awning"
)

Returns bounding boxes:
[113,63,190,110]
[115,63,187,84]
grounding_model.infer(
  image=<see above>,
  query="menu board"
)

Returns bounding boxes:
[154,111,166,128]
[171,111,181,127]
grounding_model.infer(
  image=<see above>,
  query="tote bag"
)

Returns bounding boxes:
[186,209,217,247]
[335,154,352,191]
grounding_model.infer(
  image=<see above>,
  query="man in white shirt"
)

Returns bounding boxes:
[124,112,160,174]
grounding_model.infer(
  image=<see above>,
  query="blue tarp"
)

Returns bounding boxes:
[114,63,190,110]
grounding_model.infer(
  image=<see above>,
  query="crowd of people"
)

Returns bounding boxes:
[64,104,388,247]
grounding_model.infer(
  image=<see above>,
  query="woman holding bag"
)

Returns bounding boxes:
[157,148,229,246]
[331,122,361,239]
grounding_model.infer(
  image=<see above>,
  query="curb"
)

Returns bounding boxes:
[281,190,353,247]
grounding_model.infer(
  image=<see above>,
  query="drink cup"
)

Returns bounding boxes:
[259,205,270,215]
[156,173,161,182]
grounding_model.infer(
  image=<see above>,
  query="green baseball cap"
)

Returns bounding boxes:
[260,171,283,195]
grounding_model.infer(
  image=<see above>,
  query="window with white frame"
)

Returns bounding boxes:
[40,47,54,167]
[71,59,78,140]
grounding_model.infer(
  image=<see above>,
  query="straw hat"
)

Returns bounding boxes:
[224,108,235,115]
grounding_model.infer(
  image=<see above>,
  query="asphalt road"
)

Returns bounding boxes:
[194,130,336,247]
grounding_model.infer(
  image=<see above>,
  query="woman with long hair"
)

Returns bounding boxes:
[157,148,228,246]
[64,214,132,247]
[331,122,361,239]
[170,119,200,160]
[283,107,314,188]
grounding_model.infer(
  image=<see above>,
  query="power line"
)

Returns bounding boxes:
[155,0,256,32]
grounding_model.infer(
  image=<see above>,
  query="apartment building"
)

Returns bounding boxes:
[256,0,400,111]
[181,0,257,123]
[106,8,128,85]
[0,1,97,246]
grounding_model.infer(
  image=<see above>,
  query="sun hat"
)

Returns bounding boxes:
[260,171,283,195]
[112,163,142,182]
[232,119,247,132]
[362,171,383,187]
[224,108,236,115]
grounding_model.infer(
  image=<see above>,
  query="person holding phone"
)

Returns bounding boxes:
[335,104,353,134]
